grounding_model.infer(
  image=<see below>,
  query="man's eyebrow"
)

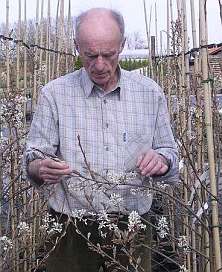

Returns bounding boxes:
[84,49,117,55]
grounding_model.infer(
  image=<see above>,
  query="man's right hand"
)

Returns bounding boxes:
[28,158,72,185]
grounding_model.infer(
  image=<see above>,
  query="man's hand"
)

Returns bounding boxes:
[28,158,72,185]
[136,149,169,177]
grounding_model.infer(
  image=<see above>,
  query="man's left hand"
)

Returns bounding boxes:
[136,149,169,177]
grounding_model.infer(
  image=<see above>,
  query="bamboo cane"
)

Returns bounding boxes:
[33,0,39,109]
[24,0,27,90]
[0,154,3,270]
[16,0,21,89]
[8,136,17,271]
[23,2,29,268]
[6,0,10,90]
[142,0,152,78]
[190,1,200,271]
[179,1,191,270]
[166,0,172,117]
[56,0,64,78]
[155,2,158,56]
[39,0,44,86]
[199,1,222,271]
[29,188,34,272]
[154,3,159,84]
[183,1,193,268]
[23,4,28,131]
[65,0,71,73]
[148,5,153,78]
[51,0,60,79]
[45,0,51,84]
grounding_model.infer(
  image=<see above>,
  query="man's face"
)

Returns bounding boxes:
[76,14,124,91]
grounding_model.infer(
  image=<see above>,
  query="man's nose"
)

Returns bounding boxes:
[94,55,105,71]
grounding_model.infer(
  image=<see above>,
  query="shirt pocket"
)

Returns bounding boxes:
[123,131,152,172]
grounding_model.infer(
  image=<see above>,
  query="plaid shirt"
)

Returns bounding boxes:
[24,68,178,216]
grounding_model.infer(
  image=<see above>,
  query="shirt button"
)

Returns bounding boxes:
[105,146,109,151]
[103,99,107,104]
[105,123,109,128]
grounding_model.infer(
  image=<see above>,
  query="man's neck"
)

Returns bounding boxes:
[97,68,120,92]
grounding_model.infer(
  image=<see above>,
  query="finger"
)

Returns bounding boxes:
[43,158,70,170]
[147,161,163,176]
[141,159,161,176]
[156,164,169,175]
[40,159,72,175]
[144,161,169,176]
[138,152,155,170]
[43,167,71,175]
[44,179,61,185]
[136,154,144,167]
[41,174,61,181]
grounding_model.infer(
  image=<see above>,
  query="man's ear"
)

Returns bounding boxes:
[120,38,126,52]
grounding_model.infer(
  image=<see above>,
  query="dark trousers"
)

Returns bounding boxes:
[46,210,152,272]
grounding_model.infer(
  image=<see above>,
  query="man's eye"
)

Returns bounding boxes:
[86,54,97,59]
[104,52,116,58]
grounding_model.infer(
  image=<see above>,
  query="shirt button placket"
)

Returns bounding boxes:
[103,99,109,152]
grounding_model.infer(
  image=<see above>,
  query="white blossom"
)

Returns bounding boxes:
[0,236,13,251]
[107,172,126,184]
[17,222,30,236]
[156,182,168,190]
[72,209,87,219]
[128,211,146,232]
[130,188,151,197]
[47,222,63,235]
[109,193,123,207]
[156,216,169,239]
[72,209,87,224]
[40,213,63,235]
[179,265,189,272]
[107,171,137,184]
[178,236,190,253]
[97,210,119,237]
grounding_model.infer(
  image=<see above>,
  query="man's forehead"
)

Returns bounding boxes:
[79,37,121,51]
[78,13,121,40]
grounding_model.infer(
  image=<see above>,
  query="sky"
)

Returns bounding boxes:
[0,0,221,53]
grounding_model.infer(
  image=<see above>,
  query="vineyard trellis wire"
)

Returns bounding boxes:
[0,0,222,271]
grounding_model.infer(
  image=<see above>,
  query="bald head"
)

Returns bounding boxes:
[74,8,126,92]
[75,8,125,44]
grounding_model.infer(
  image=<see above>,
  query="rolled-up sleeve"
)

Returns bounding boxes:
[23,86,59,186]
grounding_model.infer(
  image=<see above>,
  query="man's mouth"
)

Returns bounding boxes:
[93,73,107,78]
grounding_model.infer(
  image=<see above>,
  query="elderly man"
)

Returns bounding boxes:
[25,7,178,272]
